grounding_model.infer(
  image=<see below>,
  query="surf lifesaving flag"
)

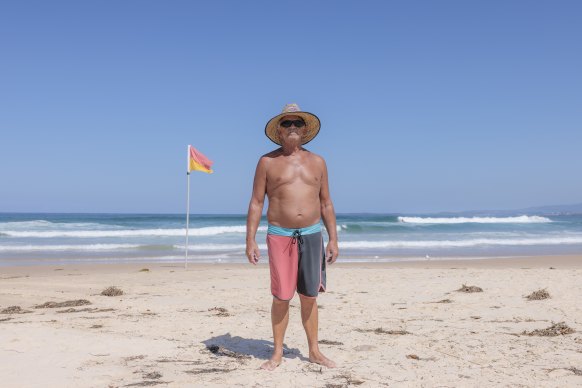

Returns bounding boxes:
[188,145,214,174]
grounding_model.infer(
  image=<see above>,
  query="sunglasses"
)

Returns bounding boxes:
[280,119,306,128]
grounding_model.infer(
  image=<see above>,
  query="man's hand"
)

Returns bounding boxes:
[246,240,260,265]
[325,240,339,264]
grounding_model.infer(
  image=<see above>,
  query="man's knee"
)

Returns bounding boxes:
[298,293,317,304]
[272,296,290,306]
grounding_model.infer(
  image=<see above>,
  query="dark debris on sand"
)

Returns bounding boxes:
[357,327,411,335]
[206,344,251,360]
[208,307,231,317]
[545,366,582,376]
[35,299,91,309]
[93,308,116,313]
[124,355,147,362]
[101,286,124,297]
[1,306,32,314]
[522,322,575,337]
[156,359,205,365]
[143,372,162,380]
[1,306,20,314]
[124,381,168,387]
[57,307,97,314]
[185,367,233,375]
[456,284,483,293]
[319,339,344,345]
[374,327,410,335]
[525,288,551,301]
[430,299,452,304]
[333,371,365,386]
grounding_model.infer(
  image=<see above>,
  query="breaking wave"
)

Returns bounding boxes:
[398,216,552,224]
[340,236,582,249]
[0,225,264,238]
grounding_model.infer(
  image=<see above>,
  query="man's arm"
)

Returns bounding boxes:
[319,158,339,264]
[246,157,268,265]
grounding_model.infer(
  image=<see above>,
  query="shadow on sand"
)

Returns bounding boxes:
[202,333,308,361]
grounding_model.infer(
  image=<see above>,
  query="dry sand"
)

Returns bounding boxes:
[1,255,582,387]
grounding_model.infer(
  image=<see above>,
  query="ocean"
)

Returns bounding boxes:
[1,213,582,266]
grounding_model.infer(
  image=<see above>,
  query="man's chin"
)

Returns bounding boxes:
[281,134,300,142]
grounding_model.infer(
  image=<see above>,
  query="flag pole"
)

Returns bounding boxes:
[185,145,191,269]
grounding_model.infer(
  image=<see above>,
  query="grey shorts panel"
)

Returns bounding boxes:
[297,231,326,297]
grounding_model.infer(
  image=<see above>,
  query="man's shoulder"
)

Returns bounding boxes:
[256,149,283,169]
[260,148,283,161]
[302,149,326,164]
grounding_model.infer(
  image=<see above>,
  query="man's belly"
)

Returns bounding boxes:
[267,198,321,229]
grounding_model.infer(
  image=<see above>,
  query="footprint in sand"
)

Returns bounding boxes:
[354,345,376,351]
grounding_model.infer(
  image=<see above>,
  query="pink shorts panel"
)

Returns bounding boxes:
[267,234,298,300]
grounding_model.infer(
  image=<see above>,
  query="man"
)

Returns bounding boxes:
[246,103,339,371]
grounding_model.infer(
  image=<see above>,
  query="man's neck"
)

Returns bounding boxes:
[280,143,302,156]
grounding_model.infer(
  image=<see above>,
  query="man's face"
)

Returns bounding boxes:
[277,115,306,145]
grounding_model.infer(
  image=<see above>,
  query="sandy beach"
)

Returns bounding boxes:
[1,256,582,387]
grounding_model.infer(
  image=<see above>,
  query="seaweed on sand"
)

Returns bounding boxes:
[208,307,231,317]
[1,306,31,314]
[319,339,344,345]
[185,367,233,375]
[356,327,411,335]
[522,322,575,337]
[124,381,167,387]
[143,372,162,380]
[35,300,91,309]
[206,344,250,360]
[101,286,123,296]
[525,288,550,301]
[57,307,96,313]
[456,284,483,293]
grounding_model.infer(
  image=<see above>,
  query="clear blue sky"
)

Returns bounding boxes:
[1,1,580,214]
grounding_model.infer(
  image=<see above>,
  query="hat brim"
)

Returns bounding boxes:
[264,112,321,146]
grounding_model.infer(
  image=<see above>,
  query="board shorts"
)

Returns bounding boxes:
[266,223,326,301]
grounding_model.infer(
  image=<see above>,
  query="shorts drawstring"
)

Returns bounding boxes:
[291,229,304,255]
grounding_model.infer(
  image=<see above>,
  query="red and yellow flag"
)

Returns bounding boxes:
[188,145,214,174]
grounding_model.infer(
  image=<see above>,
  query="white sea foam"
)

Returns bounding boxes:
[0,221,113,231]
[175,243,268,251]
[0,244,141,252]
[339,236,582,249]
[398,215,552,224]
[1,225,265,238]
[2,236,581,254]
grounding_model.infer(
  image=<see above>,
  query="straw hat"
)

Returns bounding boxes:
[265,103,321,146]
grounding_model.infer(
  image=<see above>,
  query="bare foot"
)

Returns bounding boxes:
[309,351,337,368]
[260,358,282,371]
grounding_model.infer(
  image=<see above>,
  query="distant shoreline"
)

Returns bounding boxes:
[1,254,581,273]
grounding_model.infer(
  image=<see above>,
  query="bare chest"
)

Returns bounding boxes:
[266,159,322,191]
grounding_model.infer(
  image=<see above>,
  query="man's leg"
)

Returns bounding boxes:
[299,294,336,368]
[261,297,289,370]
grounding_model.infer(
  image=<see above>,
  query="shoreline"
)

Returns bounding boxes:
[1,254,581,276]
